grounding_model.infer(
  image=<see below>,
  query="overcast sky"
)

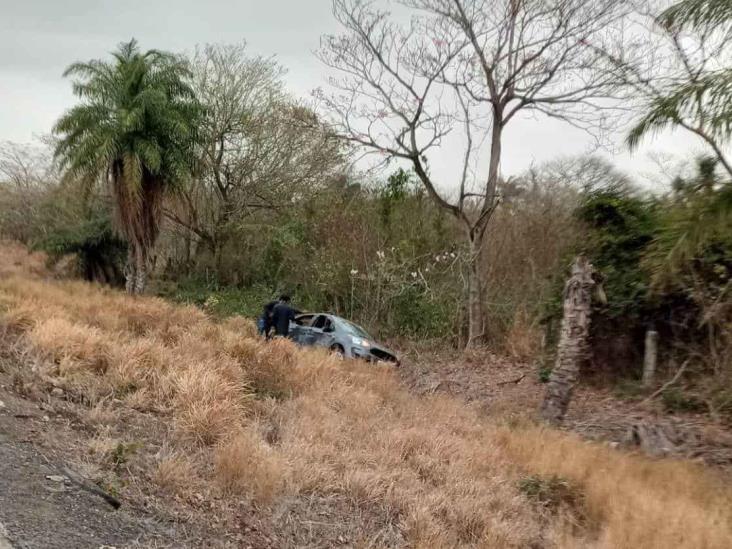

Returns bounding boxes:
[0,0,714,190]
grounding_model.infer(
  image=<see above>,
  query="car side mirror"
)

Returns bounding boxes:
[323,326,334,333]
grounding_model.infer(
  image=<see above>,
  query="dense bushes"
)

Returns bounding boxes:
[160,171,465,340]
[1,135,583,345]
[38,198,127,286]
[545,158,732,406]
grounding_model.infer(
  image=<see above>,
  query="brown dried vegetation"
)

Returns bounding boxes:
[1,242,731,548]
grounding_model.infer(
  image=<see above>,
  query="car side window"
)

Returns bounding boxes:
[323,318,334,332]
[312,315,327,329]
[296,315,315,326]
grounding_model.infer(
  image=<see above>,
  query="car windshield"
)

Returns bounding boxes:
[337,319,372,339]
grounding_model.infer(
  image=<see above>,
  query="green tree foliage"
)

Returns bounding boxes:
[661,0,732,30]
[550,156,732,387]
[574,185,656,319]
[38,198,127,286]
[645,160,732,287]
[644,159,732,373]
[53,39,201,294]
[165,43,343,270]
[164,169,463,340]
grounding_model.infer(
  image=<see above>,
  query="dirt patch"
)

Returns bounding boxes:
[398,349,732,468]
[0,384,181,548]
[0,347,279,549]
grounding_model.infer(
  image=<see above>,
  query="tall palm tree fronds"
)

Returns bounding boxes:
[644,158,732,290]
[660,0,732,31]
[53,39,201,294]
[627,0,732,179]
[627,69,732,151]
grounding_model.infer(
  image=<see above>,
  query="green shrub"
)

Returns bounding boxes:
[574,186,657,320]
[662,388,706,413]
[538,366,552,384]
[388,286,455,339]
[518,475,584,513]
[162,277,275,319]
[36,202,127,286]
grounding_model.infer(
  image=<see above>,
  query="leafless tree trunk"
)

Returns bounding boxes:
[540,255,595,425]
[319,0,625,347]
[467,235,485,345]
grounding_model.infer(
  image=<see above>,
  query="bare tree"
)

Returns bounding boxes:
[318,0,626,346]
[166,43,344,268]
[0,140,58,243]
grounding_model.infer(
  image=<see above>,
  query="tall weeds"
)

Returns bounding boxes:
[1,242,730,548]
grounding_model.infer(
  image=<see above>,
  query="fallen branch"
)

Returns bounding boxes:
[497,374,526,386]
[637,359,690,408]
[61,466,121,509]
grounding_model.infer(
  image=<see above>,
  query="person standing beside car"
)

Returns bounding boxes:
[258,299,278,338]
[271,294,299,338]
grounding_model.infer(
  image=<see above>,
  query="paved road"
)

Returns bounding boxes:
[0,522,13,549]
[0,388,178,549]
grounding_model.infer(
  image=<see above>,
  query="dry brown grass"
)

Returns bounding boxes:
[0,239,49,279]
[153,450,199,495]
[1,242,731,548]
[214,428,288,505]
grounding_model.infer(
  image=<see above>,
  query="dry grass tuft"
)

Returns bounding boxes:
[1,241,731,547]
[214,428,288,505]
[246,336,300,397]
[221,314,258,339]
[154,451,199,495]
[29,317,112,375]
[0,240,50,278]
[174,363,249,446]
[499,425,732,548]
[84,400,120,427]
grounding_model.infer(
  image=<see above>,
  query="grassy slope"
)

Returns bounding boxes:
[0,241,731,548]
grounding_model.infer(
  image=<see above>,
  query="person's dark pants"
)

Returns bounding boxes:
[257,317,273,338]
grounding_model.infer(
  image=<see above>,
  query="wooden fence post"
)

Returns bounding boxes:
[642,330,659,388]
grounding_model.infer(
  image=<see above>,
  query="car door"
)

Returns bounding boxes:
[290,314,315,344]
[308,315,336,348]
[314,316,339,349]
[298,315,324,346]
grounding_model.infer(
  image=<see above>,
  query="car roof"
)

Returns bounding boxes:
[297,312,337,319]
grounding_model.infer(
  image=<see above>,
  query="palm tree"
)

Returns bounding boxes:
[54,39,200,294]
[627,0,732,179]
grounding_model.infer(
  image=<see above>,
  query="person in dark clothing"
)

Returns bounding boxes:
[258,299,278,338]
[270,294,299,337]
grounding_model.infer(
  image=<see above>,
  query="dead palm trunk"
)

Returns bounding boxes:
[540,255,596,425]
